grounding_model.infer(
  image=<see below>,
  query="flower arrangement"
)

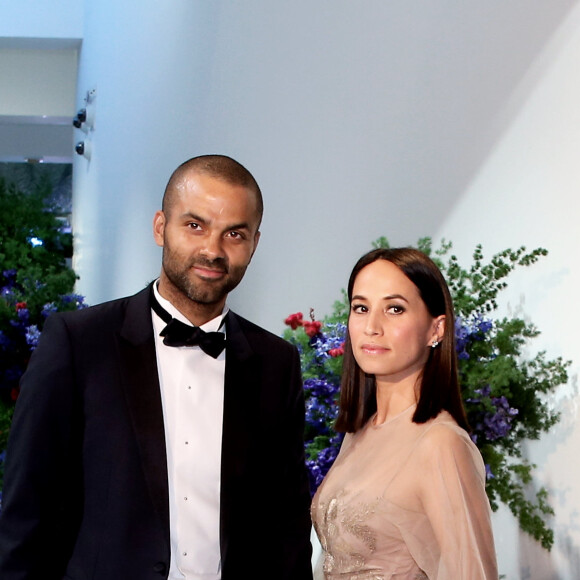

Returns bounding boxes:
[0,178,86,493]
[283,237,570,551]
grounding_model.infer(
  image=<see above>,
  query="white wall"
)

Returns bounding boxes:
[435,4,580,576]
[65,0,579,577]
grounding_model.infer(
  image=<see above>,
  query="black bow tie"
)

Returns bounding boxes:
[150,291,226,359]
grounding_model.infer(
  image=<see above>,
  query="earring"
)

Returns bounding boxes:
[431,340,439,349]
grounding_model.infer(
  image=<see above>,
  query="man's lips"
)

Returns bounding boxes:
[192,265,227,279]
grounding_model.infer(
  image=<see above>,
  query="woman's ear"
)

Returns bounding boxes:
[429,315,446,346]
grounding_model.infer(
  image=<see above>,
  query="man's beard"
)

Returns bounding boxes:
[162,250,247,306]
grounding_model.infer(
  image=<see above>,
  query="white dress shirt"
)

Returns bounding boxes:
[152,283,227,579]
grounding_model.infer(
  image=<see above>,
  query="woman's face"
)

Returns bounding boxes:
[348,259,444,387]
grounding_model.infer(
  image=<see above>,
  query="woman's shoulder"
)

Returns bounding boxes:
[416,411,478,457]
[415,412,487,490]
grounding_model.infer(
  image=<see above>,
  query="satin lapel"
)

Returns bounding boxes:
[116,284,169,532]
[220,312,260,558]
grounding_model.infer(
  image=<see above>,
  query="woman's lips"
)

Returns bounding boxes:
[361,343,389,354]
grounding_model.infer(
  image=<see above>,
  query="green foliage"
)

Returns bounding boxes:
[0,177,83,491]
[426,239,567,550]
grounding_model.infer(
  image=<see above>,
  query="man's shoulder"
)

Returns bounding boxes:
[52,284,151,325]
[228,311,296,353]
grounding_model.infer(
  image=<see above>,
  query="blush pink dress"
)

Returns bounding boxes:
[311,405,498,579]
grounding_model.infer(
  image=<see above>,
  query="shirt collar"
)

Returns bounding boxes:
[153,280,228,333]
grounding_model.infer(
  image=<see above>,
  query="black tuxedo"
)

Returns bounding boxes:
[0,284,313,579]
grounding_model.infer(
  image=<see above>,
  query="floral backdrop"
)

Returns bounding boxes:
[284,237,570,551]
[0,177,86,496]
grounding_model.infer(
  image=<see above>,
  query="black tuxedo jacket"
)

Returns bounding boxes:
[0,285,313,579]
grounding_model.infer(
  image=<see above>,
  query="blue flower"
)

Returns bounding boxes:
[306,433,344,491]
[25,325,41,350]
[304,378,340,435]
[17,308,29,322]
[0,286,15,300]
[485,464,495,480]
[41,302,58,317]
[2,269,17,284]
[454,313,494,360]
[482,396,518,441]
[61,293,87,309]
[311,323,347,363]
[467,386,518,442]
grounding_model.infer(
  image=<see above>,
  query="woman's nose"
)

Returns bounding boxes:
[364,311,383,336]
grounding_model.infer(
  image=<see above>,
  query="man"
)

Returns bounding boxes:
[0,155,314,579]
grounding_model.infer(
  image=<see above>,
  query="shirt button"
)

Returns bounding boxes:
[153,562,167,574]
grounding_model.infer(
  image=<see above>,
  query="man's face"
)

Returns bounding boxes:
[153,172,261,312]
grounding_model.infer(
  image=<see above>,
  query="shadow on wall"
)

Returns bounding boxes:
[518,373,580,579]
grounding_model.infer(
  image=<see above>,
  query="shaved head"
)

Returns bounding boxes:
[162,155,263,227]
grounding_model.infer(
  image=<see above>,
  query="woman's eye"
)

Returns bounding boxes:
[351,304,367,314]
[387,305,405,314]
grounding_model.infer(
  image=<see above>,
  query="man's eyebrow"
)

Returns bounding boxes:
[226,222,252,231]
[179,211,206,223]
[179,212,252,231]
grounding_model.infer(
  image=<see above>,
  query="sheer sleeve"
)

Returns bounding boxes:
[410,423,498,579]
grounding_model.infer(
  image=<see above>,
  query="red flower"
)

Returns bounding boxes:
[15,302,27,311]
[10,387,20,401]
[284,312,304,330]
[328,343,345,358]
[303,320,322,338]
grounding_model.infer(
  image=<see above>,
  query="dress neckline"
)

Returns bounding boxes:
[370,403,416,429]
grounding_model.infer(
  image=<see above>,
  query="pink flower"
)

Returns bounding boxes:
[284,312,304,330]
[15,302,27,311]
[328,343,345,358]
[303,320,322,338]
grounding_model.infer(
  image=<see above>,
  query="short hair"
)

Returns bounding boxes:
[162,154,263,226]
[334,247,469,433]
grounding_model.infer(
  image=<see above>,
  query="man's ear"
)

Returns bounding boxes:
[249,230,261,262]
[153,211,166,247]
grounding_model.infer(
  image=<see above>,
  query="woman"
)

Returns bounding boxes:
[311,248,498,579]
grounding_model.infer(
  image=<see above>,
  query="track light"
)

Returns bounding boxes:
[73,108,87,129]
[72,89,96,133]
[75,140,91,160]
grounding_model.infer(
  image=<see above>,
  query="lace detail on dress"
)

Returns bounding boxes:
[315,489,383,579]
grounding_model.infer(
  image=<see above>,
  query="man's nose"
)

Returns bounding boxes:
[200,233,224,260]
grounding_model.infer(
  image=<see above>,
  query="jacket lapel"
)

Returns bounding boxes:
[220,312,261,558]
[117,284,170,532]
